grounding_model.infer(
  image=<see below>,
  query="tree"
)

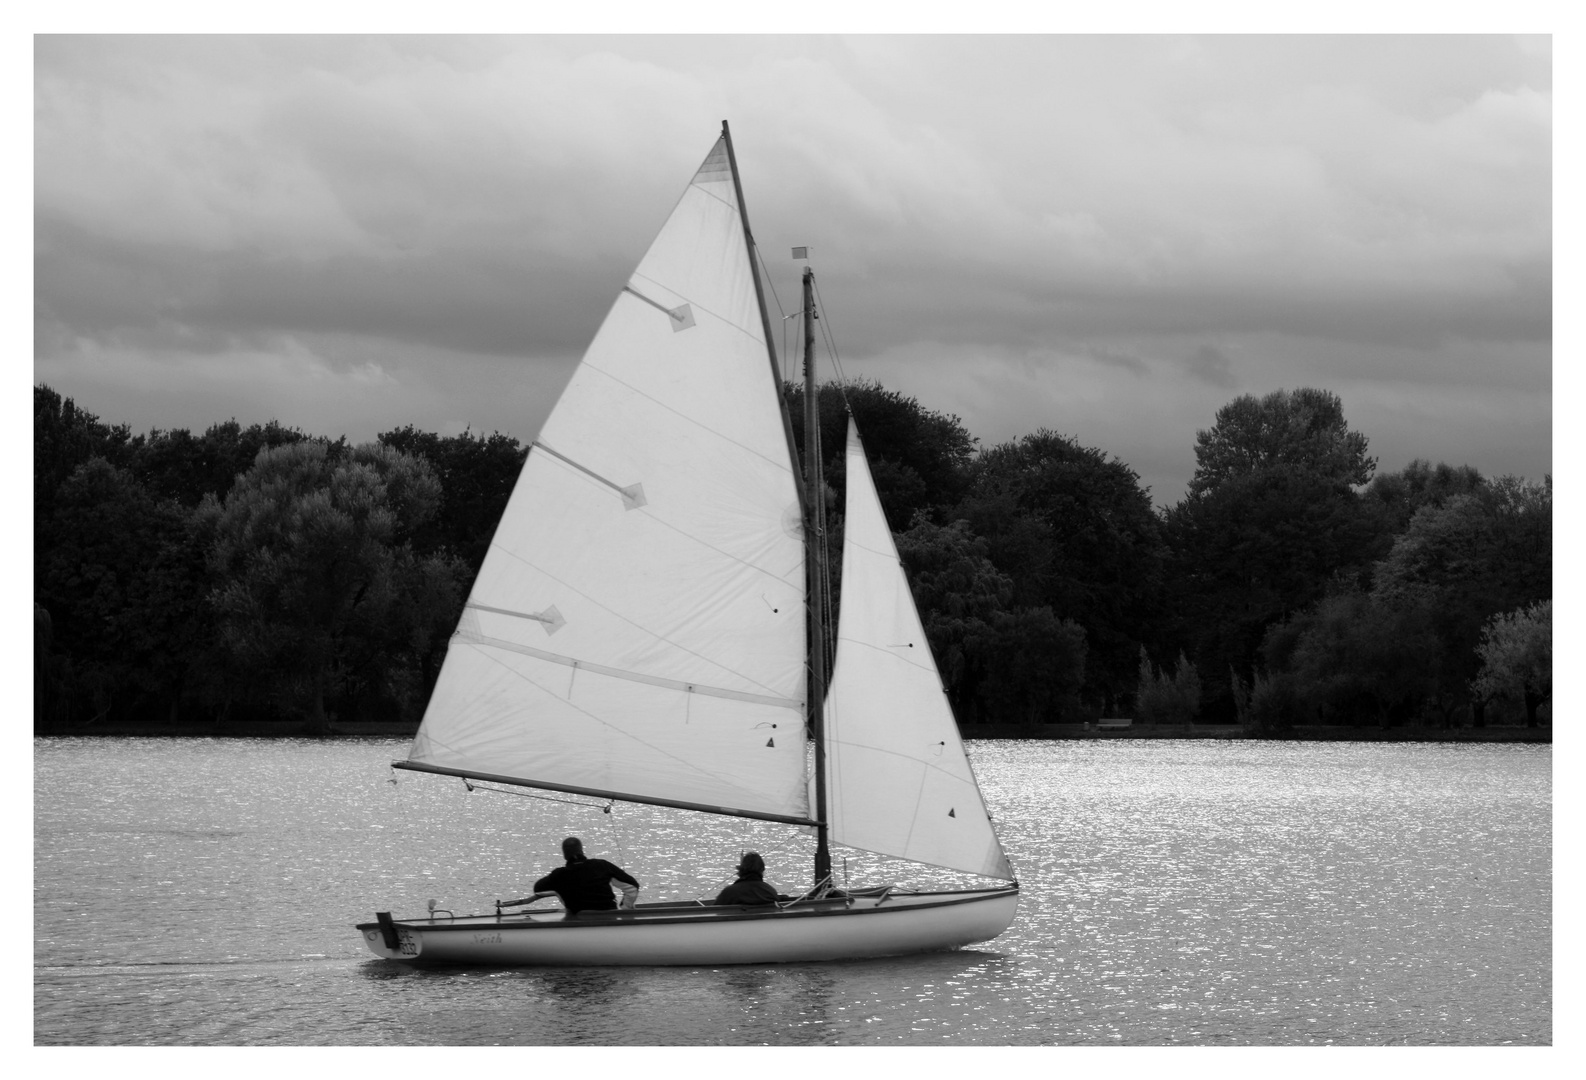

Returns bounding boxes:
[896,515,1088,725]
[1136,648,1202,725]
[786,380,977,530]
[35,604,60,731]
[1187,387,1374,497]
[1268,591,1445,728]
[35,457,207,728]
[1472,601,1551,726]
[1371,493,1498,605]
[1164,388,1380,720]
[1364,458,1486,535]
[955,429,1163,711]
[1368,477,1550,723]
[378,425,529,580]
[34,385,134,522]
[978,607,1088,726]
[1486,475,1552,606]
[197,441,465,731]
[895,516,1011,722]
[1164,463,1381,719]
[129,419,310,506]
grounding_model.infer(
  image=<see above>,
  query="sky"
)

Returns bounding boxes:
[33,32,1552,507]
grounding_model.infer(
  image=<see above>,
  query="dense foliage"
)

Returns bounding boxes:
[34,385,519,732]
[35,378,1550,734]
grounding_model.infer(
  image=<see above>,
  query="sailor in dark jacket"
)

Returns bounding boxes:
[533,836,641,916]
[713,851,784,906]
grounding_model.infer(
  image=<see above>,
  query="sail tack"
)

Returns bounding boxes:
[824,420,1014,880]
[408,136,811,823]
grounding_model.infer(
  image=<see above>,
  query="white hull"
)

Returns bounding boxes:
[356,886,1018,966]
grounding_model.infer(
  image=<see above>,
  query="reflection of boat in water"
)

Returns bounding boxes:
[356,122,1017,966]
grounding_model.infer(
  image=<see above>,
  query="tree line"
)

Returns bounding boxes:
[34,379,1549,735]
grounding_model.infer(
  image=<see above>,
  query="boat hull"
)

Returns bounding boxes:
[355,886,1018,966]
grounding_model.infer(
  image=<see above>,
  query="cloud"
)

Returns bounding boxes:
[1184,345,1236,388]
[32,34,1550,504]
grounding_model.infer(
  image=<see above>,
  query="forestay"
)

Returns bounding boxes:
[823,420,1014,879]
[407,137,811,822]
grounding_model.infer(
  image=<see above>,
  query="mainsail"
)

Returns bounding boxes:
[824,419,1014,879]
[406,136,811,823]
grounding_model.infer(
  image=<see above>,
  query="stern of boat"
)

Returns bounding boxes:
[357,911,421,960]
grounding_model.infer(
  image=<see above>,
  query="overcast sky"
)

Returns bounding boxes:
[33,34,1551,506]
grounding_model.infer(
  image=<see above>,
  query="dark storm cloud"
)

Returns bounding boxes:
[33,34,1550,502]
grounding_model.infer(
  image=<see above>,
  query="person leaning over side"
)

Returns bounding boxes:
[713,851,786,906]
[525,836,641,917]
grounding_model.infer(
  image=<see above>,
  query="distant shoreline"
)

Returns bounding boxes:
[36,721,1550,744]
[964,722,1550,743]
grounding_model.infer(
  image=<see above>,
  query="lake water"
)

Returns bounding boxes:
[33,737,1550,1046]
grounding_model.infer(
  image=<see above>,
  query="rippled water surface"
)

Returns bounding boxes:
[34,737,1550,1045]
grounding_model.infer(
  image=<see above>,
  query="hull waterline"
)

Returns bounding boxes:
[356,886,1018,966]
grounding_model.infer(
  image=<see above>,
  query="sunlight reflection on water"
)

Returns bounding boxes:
[34,737,1549,1045]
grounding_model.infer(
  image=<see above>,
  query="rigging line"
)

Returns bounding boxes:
[754,240,788,326]
[469,779,637,880]
[812,367,838,680]
[809,272,853,407]
[750,238,788,383]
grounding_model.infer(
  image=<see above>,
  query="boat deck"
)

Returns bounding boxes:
[363,890,890,933]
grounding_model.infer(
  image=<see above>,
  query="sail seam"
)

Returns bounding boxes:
[481,539,798,700]
[457,625,803,710]
[831,635,940,678]
[822,837,1016,882]
[440,639,808,813]
[520,444,800,595]
[830,736,984,787]
[828,739,1011,878]
[688,180,738,213]
[628,270,766,352]
[901,766,929,869]
[393,762,816,826]
[844,537,907,563]
[576,355,792,482]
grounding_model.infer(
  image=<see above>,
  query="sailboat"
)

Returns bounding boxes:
[356,123,1018,966]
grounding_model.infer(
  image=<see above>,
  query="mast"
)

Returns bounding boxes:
[721,119,830,886]
[803,266,833,886]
